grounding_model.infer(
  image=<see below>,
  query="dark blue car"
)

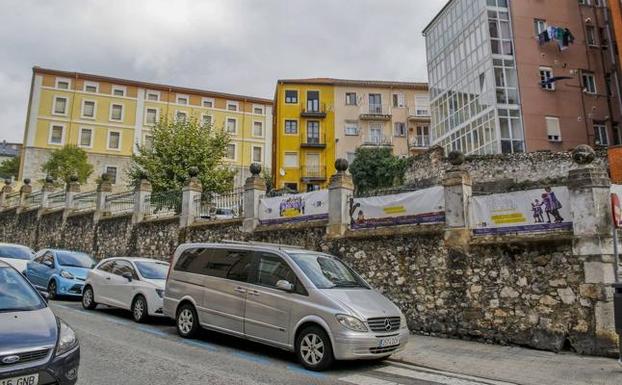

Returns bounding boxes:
[0,260,80,384]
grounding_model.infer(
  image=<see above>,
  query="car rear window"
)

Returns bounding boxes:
[0,245,33,261]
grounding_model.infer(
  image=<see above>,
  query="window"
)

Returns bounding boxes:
[306,91,320,112]
[112,86,126,97]
[176,95,188,105]
[53,96,68,115]
[307,121,320,143]
[284,152,298,168]
[344,121,359,136]
[110,104,123,121]
[175,111,188,122]
[546,117,561,142]
[253,121,263,137]
[107,131,121,150]
[539,67,555,90]
[345,92,357,105]
[392,93,405,108]
[79,128,93,148]
[253,104,264,114]
[202,98,214,108]
[252,146,262,163]
[201,114,212,126]
[144,135,153,151]
[284,120,298,134]
[394,122,406,137]
[346,152,356,164]
[146,91,160,101]
[145,108,158,125]
[534,19,546,35]
[81,100,96,118]
[227,101,239,111]
[582,72,597,94]
[174,248,252,280]
[225,143,236,160]
[111,260,138,280]
[414,126,430,147]
[415,96,430,116]
[49,124,64,145]
[56,78,71,90]
[97,261,115,273]
[594,123,609,145]
[284,183,298,191]
[106,166,118,184]
[226,118,237,134]
[586,25,597,46]
[614,125,622,146]
[285,90,298,104]
[84,82,98,93]
[255,253,297,289]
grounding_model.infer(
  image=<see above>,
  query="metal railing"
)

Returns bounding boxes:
[105,191,134,215]
[408,106,431,117]
[24,191,42,208]
[301,131,327,147]
[5,192,20,208]
[360,103,391,115]
[47,191,66,209]
[409,135,430,148]
[195,188,244,220]
[301,165,327,179]
[363,134,393,146]
[146,190,181,218]
[301,101,327,115]
[73,191,97,211]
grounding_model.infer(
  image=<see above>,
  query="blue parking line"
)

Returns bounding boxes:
[137,325,170,337]
[232,351,272,366]
[286,364,327,379]
[180,339,219,352]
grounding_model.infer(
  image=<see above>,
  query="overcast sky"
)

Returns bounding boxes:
[0,0,446,143]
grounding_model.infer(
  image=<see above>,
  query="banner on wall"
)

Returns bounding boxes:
[611,185,622,228]
[469,186,573,235]
[350,186,445,230]
[258,190,329,225]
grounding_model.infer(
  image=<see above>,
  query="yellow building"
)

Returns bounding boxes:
[20,67,273,189]
[273,79,430,192]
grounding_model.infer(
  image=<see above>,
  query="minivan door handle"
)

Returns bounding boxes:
[248,290,259,297]
[234,286,247,294]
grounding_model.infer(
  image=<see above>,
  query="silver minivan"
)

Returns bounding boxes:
[163,241,409,370]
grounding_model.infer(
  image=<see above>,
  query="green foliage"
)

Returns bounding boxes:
[41,145,94,184]
[349,147,410,193]
[262,167,274,193]
[128,117,235,193]
[0,156,19,179]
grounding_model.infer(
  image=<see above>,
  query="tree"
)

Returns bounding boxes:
[128,117,235,193]
[41,145,94,185]
[349,147,410,193]
[262,167,274,193]
[0,156,19,180]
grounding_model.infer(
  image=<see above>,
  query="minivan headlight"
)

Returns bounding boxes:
[60,270,74,279]
[56,320,79,356]
[336,314,368,332]
[400,313,408,329]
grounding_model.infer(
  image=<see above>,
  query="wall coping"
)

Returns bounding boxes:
[188,218,244,229]
[470,230,574,245]
[344,223,444,239]
[98,212,133,223]
[40,207,64,216]
[67,209,96,219]
[254,220,328,233]
[142,215,180,225]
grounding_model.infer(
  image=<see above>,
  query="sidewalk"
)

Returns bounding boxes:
[390,335,622,385]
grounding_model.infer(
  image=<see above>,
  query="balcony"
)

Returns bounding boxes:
[301,165,327,181]
[408,107,431,121]
[300,132,327,149]
[409,135,430,149]
[300,101,327,118]
[362,134,393,147]
[360,104,391,120]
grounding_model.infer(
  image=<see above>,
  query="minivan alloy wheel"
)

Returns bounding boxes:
[300,333,324,365]
[178,309,194,334]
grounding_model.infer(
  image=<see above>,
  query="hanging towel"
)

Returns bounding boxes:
[540,76,573,87]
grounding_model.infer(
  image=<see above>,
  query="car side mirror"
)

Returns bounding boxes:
[37,289,49,303]
[276,280,294,292]
[121,272,133,282]
[43,260,53,268]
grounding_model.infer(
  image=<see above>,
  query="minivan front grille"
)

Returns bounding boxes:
[370,345,400,354]
[367,317,400,333]
[0,348,50,367]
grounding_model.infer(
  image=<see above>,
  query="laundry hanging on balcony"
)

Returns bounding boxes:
[537,26,575,51]
[540,76,574,87]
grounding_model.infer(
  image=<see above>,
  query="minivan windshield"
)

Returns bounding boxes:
[288,253,369,289]
[56,251,94,268]
[0,266,46,312]
[135,261,169,280]
[0,245,33,260]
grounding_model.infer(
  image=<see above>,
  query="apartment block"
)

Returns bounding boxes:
[424,0,622,155]
[273,78,430,192]
[20,67,273,189]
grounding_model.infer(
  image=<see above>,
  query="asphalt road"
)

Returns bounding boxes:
[50,300,516,385]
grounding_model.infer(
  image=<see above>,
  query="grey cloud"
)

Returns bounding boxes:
[0,0,446,142]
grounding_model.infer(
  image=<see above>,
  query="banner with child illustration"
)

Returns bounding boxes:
[258,190,328,225]
[469,186,572,235]
[611,185,622,228]
[349,186,445,230]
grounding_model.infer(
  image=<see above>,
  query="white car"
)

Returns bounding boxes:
[0,242,34,273]
[81,257,169,322]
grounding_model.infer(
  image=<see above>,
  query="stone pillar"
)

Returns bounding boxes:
[180,167,203,228]
[327,159,354,237]
[0,179,12,207]
[17,179,32,212]
[242,163,266,233]
[40,176,55,210]
[567,145,617,354]
[63,176,80,220]
[132,177,152,224]
[94,173,113,223]
[442,151,472,250]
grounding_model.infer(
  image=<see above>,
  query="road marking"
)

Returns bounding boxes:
[375,365,507,385]
[339,374,398,385]
[384,363,517,385]
[137,325,170,337]
[180,339,219,352]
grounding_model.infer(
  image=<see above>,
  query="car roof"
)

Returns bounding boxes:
[0,260,10,267]
[176,241,312,255]
[99,257,169,264]
[0,243,33,250]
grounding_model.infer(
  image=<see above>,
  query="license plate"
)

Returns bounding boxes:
[379,336,400,347]
[0,374,38,385]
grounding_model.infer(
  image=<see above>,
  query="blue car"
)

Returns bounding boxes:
[25,249,96,299]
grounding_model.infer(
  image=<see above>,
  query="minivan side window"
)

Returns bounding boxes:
[174,247,252,282]
[174,248,206,274]
[225,251,253,282]
[253,253,306,295]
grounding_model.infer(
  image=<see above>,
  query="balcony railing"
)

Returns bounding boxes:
[300,102,327,118]
[301,131,327,148]
[301,165,327,181]
[408,106,431,118]
[360,104,391,120]
[362,135,393,147]
[409,135,430,149]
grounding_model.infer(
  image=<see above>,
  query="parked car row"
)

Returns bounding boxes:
[0,240,410,373]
